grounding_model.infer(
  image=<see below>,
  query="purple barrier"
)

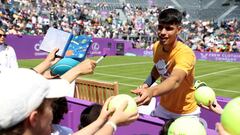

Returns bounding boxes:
[61,97,165,134]
[61,97,218,135]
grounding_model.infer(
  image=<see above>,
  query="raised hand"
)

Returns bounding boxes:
[97,97,115,123]
[74,59,96,75]
[216,123,230,135]
[198,100,223,115]
[44,48,61,66]
[109,100,139,126]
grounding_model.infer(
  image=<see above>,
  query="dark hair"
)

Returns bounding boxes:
[52,97,68,124]
[159,119,175,135]
[78,104,102,129]
[158,8,182,25]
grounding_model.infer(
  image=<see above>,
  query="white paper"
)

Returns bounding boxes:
[39,27,72,56]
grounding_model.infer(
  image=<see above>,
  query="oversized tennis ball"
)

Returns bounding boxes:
[50,58,79,75]
[194,86,216,106]
[108,94,137,114]
[168,116,206,135]
[221,97,240,135]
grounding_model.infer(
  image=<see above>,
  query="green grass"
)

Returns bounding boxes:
[18,56,240,98]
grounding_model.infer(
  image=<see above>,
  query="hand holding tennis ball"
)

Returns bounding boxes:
[108,94,138,114]
[194,86,216,106]
[221,97,240,135]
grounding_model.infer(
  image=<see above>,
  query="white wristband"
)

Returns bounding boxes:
[106,121,117,132]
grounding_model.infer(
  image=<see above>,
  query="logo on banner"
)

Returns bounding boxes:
[34,41,41,51]
[90,42,101,55]
[34,40,48,56]
[200,53,208,59]
[92,42,100,51]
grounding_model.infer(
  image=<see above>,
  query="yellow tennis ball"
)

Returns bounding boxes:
[108,94,137,114]
[168,117,206,135]
[221,97,240,135]
[194,86,216,106]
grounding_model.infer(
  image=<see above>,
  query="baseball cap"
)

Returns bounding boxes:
[0,68,71,129]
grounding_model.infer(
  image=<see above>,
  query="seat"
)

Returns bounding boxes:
[74,78,119,105]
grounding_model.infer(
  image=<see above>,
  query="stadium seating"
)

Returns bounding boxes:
[74,78,119,105]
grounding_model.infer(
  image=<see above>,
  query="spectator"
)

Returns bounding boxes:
[0,68,139,135]
[0,68,138,135]
[51,97,73,135]
[0,68,72,135]
[78,104,102,130]
[159,119,174,135]
[0,27,18,71]
[132,8,200,120]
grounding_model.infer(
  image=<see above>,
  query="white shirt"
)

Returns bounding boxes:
[0,44,18,71]
[51,124,73,135]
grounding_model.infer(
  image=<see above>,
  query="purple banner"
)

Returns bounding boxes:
[88,38,116,56]
[125,49,153,57]
[6,35,240,63]
[6,35,133,59]
[6,35,47,59]
[195,51,240,62]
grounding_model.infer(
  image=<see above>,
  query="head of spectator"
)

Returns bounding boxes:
[0,68,71,135]
[51,97,73,135]
[159,119,174,135]
[78,104,102,129]
[0,28,6,45]
[52,97,68,124]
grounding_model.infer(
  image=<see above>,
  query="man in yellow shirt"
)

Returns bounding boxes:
[131,8,200,119]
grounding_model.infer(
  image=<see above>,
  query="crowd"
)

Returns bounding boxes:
[0,0,240,52]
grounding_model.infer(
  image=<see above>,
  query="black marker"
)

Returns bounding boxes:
[96,54,107,64]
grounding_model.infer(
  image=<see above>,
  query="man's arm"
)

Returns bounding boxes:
[151,68,186,96]
[143,65,160,87]
[135,68,187,106]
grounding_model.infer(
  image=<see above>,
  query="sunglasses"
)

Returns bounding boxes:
[0,34,6,37]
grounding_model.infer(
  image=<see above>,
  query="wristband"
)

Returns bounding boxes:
[144,75,156,87]
[106,121,117,132]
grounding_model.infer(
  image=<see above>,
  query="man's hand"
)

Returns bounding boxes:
[131,88,153,106]
[138,84,149,89]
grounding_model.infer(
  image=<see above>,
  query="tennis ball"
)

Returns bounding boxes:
[50,58,79,75]
[221,97,240,135]
[108,94,137,114]
[168,116,206,135]
[194,86,216,106]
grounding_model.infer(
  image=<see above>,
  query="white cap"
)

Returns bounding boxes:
[0,68,71,129]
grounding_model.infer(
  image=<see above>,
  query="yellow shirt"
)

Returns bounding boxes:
[153,41,197,114]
